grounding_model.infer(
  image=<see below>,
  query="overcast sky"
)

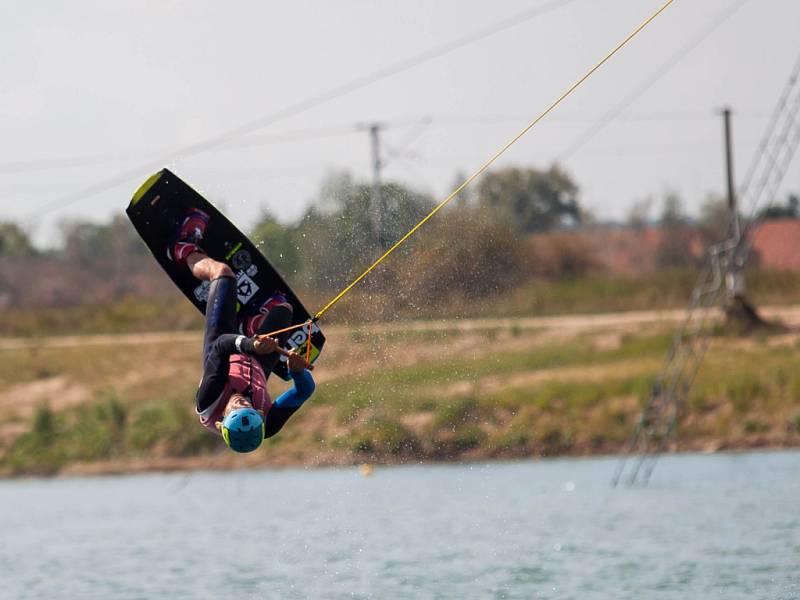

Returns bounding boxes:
[2,0,799,247]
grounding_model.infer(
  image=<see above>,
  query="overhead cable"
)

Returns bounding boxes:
[23,0,579,220]
[557,0,750,163]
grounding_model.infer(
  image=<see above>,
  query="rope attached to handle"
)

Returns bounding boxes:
[312,0,676,321]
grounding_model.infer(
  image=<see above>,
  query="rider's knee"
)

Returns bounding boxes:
[212,261,234,280]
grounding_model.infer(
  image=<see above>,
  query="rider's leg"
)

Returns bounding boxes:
[187,252,234,281]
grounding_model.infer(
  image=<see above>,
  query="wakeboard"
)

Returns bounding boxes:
[126,168,325,380]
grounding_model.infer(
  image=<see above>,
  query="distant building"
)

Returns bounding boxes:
[748,219,800,271]
[528,218,800,275]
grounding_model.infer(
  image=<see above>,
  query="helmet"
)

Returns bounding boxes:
[221,408,265,453]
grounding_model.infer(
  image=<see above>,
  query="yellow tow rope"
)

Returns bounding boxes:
[312,0,676,321]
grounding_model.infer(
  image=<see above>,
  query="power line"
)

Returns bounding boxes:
[3,108,770,178]
[0,150,159,175]
[0,125,369,176]
[427,110,734,125]
[313,0,678,320]
[0,117,772,203]
[22,0,579,221]
[556,0,751,163]
[382,116,433,167]
[0,122,415,175]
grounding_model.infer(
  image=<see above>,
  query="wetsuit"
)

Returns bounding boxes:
[196,276,315,437]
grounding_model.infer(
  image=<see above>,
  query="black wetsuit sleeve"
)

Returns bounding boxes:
[195,334,258,412]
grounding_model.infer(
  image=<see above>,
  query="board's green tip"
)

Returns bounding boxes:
[130,171,164,206]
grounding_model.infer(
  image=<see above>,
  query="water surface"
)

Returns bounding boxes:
[1,451,798,599]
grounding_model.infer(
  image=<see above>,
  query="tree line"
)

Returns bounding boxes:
[0,166,579,310]
[1,166,797,314]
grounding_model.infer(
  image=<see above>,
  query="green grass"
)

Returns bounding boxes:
[0,338,199,392]
[345,416,420,456]
[5,268,800,337]
[0,298,198,337]
[3,315,800,475]
[791,411,800,433]
[331,268,800,322]
[307,330,676,460]
[317,330,672,421]
[3,389,217,475]
[314,327,800,460]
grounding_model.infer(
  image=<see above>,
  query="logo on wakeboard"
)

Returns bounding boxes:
[194,280,211,302]
[232,250,252,271]
[236,273,259,304]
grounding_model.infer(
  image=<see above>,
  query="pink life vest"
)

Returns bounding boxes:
[197,354,273,435]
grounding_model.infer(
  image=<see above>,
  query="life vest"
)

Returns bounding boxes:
[198,354,273,435]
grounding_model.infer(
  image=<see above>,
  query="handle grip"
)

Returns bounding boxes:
[275,345,314,371]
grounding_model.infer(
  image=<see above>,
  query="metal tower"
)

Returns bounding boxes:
[613,53,800,487]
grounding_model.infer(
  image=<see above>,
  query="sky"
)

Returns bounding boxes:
[1,0,799,248]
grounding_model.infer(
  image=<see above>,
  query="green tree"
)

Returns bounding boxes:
[655,192,698,268]
[449,169,474,206]
[0,222,37,257]
[250,211,300,279]
[476,165,580,233]
[697,195,736,245]
[397,208,525,303]
[61,215,147,267]
[658,192,687,228]
[626,197,654,231]
[298,173,434,289]
[758,194,799,220]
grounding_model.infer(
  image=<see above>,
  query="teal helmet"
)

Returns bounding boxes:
[221,407,265,453]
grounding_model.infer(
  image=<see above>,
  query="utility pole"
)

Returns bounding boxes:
[614,55,800,487]
[722,107,741,241]
[720,107,764,333]
[359,117,431,249]
[721,107,745,302]
[368,123,385,249]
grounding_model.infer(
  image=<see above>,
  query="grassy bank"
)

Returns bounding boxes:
[5,268,800,337]
[2,314,799,476]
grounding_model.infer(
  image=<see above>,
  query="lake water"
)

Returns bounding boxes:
[0,451,798,599]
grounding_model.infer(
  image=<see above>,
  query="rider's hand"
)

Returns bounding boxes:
[253,335,279,355]
[287,350,310,373]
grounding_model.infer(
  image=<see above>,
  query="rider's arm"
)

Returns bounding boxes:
[263,364,316,439]
[273,368,316,408]
[210,334,258,356]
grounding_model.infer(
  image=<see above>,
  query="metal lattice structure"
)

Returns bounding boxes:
[613,53,800,487]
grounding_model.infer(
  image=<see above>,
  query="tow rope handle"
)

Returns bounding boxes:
[274,345,314,371]
[255,319,316,371]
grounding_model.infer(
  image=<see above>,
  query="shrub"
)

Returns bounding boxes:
[432,396,479,430]
[127,401,216,456]
[726,376,767,413]
[452,426,486,450]
[67,394,128,461]
[790,411,800,433]
[350,417,419,456]
[743,419,770,434]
